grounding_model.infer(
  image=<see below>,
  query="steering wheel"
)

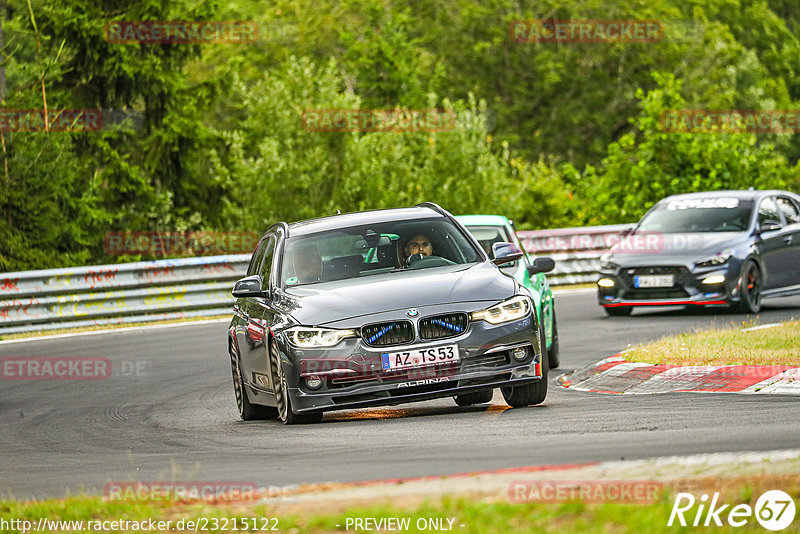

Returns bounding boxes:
[406,255,456,269]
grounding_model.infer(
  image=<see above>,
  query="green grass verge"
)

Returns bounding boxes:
[623,319,800,366]
[1,483,791,533]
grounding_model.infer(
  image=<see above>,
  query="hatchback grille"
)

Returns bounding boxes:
[619,266,692,288]
[418,313,468,340]
[361,321,414,347]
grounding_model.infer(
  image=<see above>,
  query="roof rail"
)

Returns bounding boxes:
[415,202,448,216]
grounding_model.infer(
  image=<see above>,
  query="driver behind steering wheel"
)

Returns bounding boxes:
[400,233,433,268]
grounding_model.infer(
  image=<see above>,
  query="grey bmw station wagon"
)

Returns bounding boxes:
[228,203,555,424]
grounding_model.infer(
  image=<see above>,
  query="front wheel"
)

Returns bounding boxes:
[736,260,762,314]
[547,308,560,369]
[230,344,278,421]
[502,321,548,407]
[270,337,322,425]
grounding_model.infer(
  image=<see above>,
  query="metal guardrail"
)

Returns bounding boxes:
[517,223,635,285]
[0,255,249,335]
[0,224,634,335]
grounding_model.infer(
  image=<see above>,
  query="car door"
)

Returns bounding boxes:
[233,237,267,363]
[239,235,277,392]
[755,196,790,289]
[775,196,800,287]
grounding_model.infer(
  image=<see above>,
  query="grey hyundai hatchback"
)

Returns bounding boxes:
[228,203,555,424]
[597,190,800,315]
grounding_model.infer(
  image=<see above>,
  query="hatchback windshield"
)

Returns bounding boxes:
[637,198,754,233]
[280,217,482,287]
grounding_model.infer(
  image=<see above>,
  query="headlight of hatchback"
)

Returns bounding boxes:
[470,296,532,325]
[286,327,358,348]
[694,248,734,269]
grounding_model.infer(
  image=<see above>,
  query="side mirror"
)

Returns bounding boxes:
[759,220,782,233]
[491,242,524,265]
[527,257,556,276]
[232,275,267,298]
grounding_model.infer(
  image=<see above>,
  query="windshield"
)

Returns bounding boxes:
[637,198,754,233]
[280,217,482,287]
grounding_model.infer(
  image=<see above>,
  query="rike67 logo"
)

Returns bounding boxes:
[668,490,796,530]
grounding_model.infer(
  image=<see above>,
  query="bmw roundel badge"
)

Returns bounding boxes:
[406,308,419,317]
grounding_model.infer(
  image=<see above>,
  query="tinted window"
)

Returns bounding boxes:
[776,197,800,225]
[638,198,753,233]
[246,239,267,276]
[280,217,482,287]
[259,237,276,290]
[758,197,782,227]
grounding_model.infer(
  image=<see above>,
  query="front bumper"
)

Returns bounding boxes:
[597,264,737,308]
[278,315,542,413]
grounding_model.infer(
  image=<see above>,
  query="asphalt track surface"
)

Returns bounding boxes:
[2,291,799,500]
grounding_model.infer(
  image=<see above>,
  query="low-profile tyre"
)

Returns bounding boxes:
[547,308,560,369]
[454,389,494,406]
[603,306,633,316]
[501,321,548,408]
[736,260,762,314]
[270,337,323,425]
[230,344,278,421]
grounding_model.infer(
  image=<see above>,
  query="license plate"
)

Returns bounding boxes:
[634,275,674,288]
[381,344,459,371]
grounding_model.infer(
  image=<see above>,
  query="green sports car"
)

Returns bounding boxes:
[456,215,559,369]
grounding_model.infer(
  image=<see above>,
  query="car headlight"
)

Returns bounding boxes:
[470,296,531,325]
[286,327,358,348]
[695,248,734,269]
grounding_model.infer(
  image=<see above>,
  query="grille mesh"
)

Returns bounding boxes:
[361,321,414,347]
[419,313,468,340]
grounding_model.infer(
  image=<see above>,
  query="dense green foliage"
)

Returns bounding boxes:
[1,0,799,270]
